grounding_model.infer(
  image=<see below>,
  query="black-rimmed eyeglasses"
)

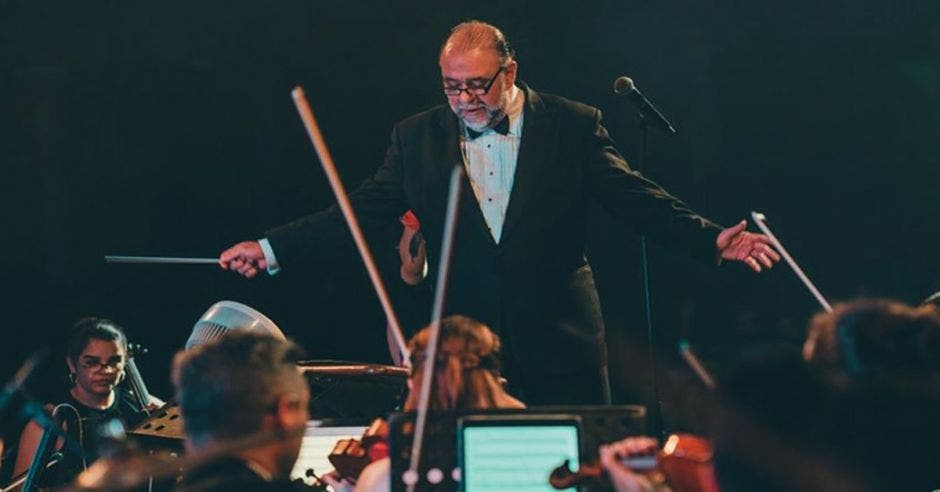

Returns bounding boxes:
[79,357,125,371]
[443,66,504,97]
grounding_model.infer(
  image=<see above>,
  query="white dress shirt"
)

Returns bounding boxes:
[460,84,524,244]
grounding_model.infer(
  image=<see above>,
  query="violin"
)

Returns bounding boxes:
[549,433,719,492]
[327,418,390,481]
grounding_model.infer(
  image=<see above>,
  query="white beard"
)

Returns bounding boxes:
[456,89,511,131]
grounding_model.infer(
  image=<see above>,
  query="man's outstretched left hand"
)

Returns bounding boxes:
[716,220,781,272]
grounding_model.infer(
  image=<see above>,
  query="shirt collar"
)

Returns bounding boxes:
[504,84,524,136]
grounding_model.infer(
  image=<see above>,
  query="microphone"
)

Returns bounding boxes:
[613,76,676,135]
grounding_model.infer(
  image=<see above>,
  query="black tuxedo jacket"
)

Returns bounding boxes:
[267,83,721,377]
[176,457,309,492]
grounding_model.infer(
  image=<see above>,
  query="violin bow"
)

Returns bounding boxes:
[678,340,717,390]
[750,211,832,313]
[291,86,410,364]
[406,165,465,492]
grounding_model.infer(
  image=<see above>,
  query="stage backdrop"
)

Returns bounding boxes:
[2,0,938,432]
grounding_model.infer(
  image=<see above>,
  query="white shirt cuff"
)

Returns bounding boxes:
[258,238,281,275]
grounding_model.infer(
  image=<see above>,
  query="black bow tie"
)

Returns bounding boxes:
[466,116,510,139]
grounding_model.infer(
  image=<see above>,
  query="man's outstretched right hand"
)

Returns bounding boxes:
[219,241,267,278]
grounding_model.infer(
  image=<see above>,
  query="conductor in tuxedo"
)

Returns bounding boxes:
[219,20,780,405]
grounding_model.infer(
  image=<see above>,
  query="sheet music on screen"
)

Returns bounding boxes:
[460,421,580,492]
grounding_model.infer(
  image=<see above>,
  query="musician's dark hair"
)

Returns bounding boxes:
[804,299,940,378]
[66,317,128,363]
[440,20,515,67]
[172,331,306,446]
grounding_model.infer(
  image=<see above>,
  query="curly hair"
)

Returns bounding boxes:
[405,315,523,411]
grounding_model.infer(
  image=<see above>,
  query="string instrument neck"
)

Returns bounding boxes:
[125,343,151,414]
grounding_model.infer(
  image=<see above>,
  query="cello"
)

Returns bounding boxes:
[125,342,154,414]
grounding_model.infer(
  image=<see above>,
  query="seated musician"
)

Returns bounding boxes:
[592,300,940,492]
[172,331,311,492]
[326,314,525,492]
[12,317,159,489]
[714,299,940,491]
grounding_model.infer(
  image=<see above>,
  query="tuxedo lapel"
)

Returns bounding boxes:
[500,84,559,244]
[432,108,464,189]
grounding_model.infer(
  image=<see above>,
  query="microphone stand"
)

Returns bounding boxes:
[23,407,63,492]
[635,113,665,441]
[613,78,677,439]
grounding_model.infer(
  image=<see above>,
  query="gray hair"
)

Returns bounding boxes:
[172,331,306,446]
[440,20,515,67]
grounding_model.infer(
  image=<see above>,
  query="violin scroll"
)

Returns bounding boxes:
[549,459,604,489]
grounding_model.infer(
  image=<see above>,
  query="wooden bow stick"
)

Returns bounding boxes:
[291,86,410,364]
[405,165,464,492]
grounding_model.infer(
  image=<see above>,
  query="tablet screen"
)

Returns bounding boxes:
[459,416,580,492]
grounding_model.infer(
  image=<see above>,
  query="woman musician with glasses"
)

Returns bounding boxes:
[11,317,162,490]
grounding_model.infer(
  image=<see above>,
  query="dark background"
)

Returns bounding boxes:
[2,0,938,433]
